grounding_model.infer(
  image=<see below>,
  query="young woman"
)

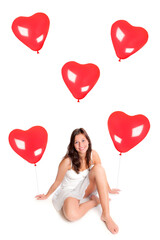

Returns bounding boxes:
[35,128,120,234]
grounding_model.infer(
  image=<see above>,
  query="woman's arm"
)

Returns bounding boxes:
[35,157,71,200]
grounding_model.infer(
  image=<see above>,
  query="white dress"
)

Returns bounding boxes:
[52,160,94,211]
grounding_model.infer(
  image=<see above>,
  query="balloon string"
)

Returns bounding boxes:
[34,164,39,195]
[116,153,122,188]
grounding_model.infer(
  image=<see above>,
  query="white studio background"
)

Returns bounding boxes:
[0,0,160,239]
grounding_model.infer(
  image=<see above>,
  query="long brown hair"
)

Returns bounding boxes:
[63,128,92,173]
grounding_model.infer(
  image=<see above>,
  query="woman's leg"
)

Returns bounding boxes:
[62,196,99,222]
[63,165,119,234]
[88,164,119,234]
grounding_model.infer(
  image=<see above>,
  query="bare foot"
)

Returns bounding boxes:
[90,195,100,206]
[101,215,119,234]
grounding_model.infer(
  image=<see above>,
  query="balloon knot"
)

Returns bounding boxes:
[77,99,80,102]
[118,58,121,62]
[119,153,122,156]
[34,163,37,166]
[37,51,39,54]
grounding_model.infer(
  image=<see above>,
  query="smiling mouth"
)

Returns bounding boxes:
[79,147,85,151]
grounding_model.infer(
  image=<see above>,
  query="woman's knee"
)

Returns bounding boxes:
[63,208,78,222]
[63,198,79,222]
[90,164,105,176]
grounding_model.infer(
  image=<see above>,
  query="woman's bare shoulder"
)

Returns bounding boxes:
[92,150,101,165]
[92,149,99,158]
[60,157,72,169]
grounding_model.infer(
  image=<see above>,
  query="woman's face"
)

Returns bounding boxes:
[74,134,89,154]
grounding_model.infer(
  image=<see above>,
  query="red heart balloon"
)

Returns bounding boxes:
[61,61,100,102]
[108,111,150,153]
[9,126,48,165]
[12,12,50,53]
[111,20,148,60]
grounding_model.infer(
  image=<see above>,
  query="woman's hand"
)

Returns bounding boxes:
[35,194,48,200]
[109,188,120,194]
